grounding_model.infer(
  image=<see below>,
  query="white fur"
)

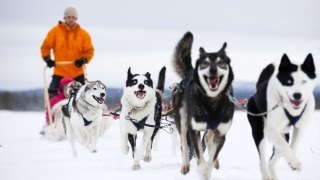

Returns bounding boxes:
[119,74,158,170]
[64,81,107,157]
[198,58,230,97]
[260,63,317,179]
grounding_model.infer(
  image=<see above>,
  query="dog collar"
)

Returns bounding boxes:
[284,105,307,126]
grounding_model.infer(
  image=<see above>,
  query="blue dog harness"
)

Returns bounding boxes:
[127,116,149,130]
[82,115,93,126]
[284,105,307,126]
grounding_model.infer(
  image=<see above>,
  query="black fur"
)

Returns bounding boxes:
[172,32,234,175]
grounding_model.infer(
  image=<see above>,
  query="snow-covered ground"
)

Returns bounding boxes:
[0,110,320,180]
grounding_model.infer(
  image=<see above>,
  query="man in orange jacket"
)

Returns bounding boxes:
[41,6,94,98]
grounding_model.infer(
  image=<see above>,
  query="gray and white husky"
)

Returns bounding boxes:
[172,32,234,180]
[63,80,107,157]
[247,54,317,180]
[119,66,166,170]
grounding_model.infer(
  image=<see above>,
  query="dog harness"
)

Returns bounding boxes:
[284,105,307,126]
[126,115,149,130]
[82,115,93,126]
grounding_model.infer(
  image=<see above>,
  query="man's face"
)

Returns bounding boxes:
[64,16,77,27]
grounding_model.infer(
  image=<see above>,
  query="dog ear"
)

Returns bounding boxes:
[301,53,316,79]
[127,67,133,79]
[278,54,292,72]
[199,47,207,57]
[145,72,151,79]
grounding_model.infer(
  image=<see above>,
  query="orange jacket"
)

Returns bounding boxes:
[41,21,94,78]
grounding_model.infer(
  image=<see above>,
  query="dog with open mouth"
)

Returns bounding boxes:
[172,32,234,180]
[247,54,317,180]
[63,80,107,157]
[119,66,166,170]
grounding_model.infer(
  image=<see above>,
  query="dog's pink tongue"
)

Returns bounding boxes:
[137,91,145,99]
[209,77,219,86]
[290,100,301,108]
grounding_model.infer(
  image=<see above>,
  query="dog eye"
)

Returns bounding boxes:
[131,79,137,85]
[285,79,293,86]
[200,61,210,68]
[216,60,226,67]
[144,80,150,85]
[93,87,97,90]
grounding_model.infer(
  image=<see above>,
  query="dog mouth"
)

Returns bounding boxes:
[134,90,146,99]
[289,99,302,109]
[205,75,223,90]
[93,95,105,104]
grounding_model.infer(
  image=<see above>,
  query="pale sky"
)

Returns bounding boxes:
[0,0,319,90]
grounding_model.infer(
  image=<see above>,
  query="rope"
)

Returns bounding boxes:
[228,95,283,117]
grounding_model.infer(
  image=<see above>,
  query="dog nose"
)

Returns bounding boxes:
[100,93,105,97]
[210,65,217,74]
[293,93,301,100]
[138,84,144,90]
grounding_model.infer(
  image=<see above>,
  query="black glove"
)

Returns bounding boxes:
[44,56,55,68]
[74,57,88,68]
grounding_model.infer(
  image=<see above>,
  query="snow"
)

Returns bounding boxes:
[1,110,320,180]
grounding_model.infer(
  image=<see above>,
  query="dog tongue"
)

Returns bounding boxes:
[290,100,301,107]
[136,91,145,99]
[209,77,219,87]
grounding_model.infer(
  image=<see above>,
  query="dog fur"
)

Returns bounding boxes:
[172,32,234,179]
[119,66,166,170]
[63,80,107,157]
[247,54,317,180]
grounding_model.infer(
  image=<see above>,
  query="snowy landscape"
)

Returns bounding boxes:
[0,110,320,180]
[1,0,320,179]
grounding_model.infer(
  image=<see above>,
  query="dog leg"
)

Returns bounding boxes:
[257,137,273,180]
[65,118,77,157]
[88,125,100,153]
[291,128,304,153]
[266,129,301,171]
[132,128,153,170]
[144,140,152,162]
[269,133,289,180]
[120,127,130,155]
[128,134,136,158]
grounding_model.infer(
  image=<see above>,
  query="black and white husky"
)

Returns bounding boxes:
[172,32,234,179]
[247,54,317,180]
[63,80,108,157]
[119,66,166,170]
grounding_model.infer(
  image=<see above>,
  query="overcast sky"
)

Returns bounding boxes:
[0,0,319,90]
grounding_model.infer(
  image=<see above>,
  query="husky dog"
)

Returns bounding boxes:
[63,80,107,157]
[172,32,234,179]
[247,54,317,180]
[119,66,166,170]
[65,81,83,98]
[41,81,83,141]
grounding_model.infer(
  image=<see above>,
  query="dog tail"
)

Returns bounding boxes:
[157,66,166,93]
[172,31,194,78]
[256,63,275,89]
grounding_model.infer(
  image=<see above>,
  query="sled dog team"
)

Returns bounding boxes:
[47,31,317,180]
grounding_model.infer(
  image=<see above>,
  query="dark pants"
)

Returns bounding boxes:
[48,74,85,98]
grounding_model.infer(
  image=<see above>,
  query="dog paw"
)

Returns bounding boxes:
[132,164,141,170]
[121,145,129,155]
[143,155,152,162]
[288,161,302,171]
[181,164,190,175]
